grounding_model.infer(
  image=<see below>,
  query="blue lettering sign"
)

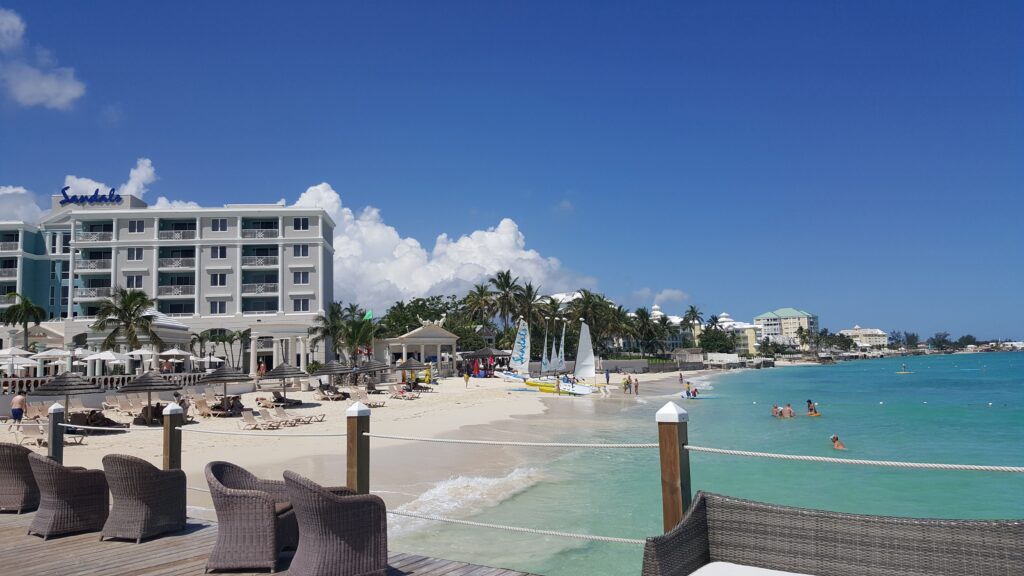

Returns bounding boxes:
[60,186,124,206]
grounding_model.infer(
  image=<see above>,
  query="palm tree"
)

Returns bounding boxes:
[309,302,346,359]
[607,305,634,351]
[488,270,522,331]
[656,315,673,352]
[568,290,615,353]
[516,282,546,330]
[1,292,46,348]
[463,284,496,324]
[91,287,162,351]
[218,331,238,362]
[683,305,704,343]
[189,330,212,357]
[632,307,659,357]
[705,315,720,331]
[233,328,251,369]
[342,302,365,322]
[339,318,377,363]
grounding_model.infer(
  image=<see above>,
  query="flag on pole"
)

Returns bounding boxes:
[363,310,373,321]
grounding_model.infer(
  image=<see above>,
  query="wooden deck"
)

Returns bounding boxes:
[0,512,538,576]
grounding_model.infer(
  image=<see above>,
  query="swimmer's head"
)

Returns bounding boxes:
[830,434,838,442]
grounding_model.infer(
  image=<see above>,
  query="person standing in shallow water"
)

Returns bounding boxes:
[633,378,639,395]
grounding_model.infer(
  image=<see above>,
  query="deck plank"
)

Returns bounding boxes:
[0,512,538,576]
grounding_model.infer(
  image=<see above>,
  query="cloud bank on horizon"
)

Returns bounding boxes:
[0,8,85,110]
[1,159,594,314]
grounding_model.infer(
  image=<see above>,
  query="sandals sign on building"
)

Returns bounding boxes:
[59,186,124,206]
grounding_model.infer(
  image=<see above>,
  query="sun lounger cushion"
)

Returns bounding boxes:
[691,563,813,576]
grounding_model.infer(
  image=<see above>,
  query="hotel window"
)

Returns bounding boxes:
[292,244,309,257]
[210,246,227,259]
[210,301,227,314]
[293,298,309,312]
[294,217,309,231]
[293,271,309,285]
[127,248,143,261]
[210,273,227,287]
[212,218,228,232]
[126,275,143,289]
[128,220,145,233]
[61,233,71,253]
[50,261,56,279]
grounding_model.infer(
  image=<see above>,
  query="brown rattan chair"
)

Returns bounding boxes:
[0,442,40,513]
[205,461,298,573]
[282,470,388,576]
[642,491,1024,576]
[101,454,187,543]
[27,452,109,539]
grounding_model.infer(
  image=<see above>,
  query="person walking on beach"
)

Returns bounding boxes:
[622,376,630,394]
[633,378,639,395]
[464,371,470,388]
[605,369,610,385]
[830,434,847,450]
[9,391,26,430]
[257,361,266,380]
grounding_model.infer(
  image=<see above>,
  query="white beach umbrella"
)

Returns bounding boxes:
[31,348,72,360]
[159,348,190,357]
[204,356,225,364]
[0,346,34,357]
[84,350,123,362]
[189,355,205,363]
[73,347,90,358]
[126,348,156,357]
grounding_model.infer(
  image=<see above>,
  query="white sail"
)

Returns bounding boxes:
[557,323,566,371]
[574,321,596,379]
[550,332,558,373]
[541,329,550,373]
[509,319,531,374]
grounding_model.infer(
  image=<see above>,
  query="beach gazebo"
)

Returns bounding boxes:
[263,362,307,400]
[199,365,253,403]
[29,371,102,413]
[375,321,459,376]
[119,371,181,425]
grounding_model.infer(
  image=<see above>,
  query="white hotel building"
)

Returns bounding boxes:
[0,193,334,374]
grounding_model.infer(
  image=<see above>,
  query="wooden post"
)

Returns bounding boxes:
[162,403,183,470]
[47,403,65,464]
[657,401,690,532]
[346,402,370,494]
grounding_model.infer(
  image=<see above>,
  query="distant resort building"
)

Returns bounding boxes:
[715,313,763,356]
[754,307,819,348]
[838,325,888,349]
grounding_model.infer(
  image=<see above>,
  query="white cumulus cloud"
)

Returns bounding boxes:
[294,182,585,312]
[150,196,200,210]
[64,158,157,199]
[0,8,86,110]
[654,288,689,305]
[0,185,45,224]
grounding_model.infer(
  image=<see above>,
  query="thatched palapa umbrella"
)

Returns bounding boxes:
[263,362,307,400]
[29,371,102,413]
[119,371,181,425]
[461,347,511,359]
[198,365,253,405]
[312,360,353,387]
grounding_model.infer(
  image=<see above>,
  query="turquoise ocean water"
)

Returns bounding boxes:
[394,352,1024,575]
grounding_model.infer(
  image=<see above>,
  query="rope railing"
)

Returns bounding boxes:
[55,423,158,432]
[685,445,1024,473]
[176,427,346,438]
[363,433,658,449]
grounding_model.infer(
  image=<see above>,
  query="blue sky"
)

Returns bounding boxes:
[1,1,1021,339]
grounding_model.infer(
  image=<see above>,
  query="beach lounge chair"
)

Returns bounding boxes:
[388,385,406,400]
[0,443,40,513]
[101,454,186,543]
[352,389,385,409]
[27,452,109,539]
[272,391,303,407]
[196,398,229,418]
[205,461,298,573]
[102,395,119,410]
[239,410,279,430]
[116,396,137,416]
[275,406,317,424]
[283,470,388,576]
[314,388,345,402]
[641,491,1024,576]
[16,422,48,447]
[260,408,298,427]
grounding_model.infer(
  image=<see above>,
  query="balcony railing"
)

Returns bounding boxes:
[255,339,275,350]
[241,283,278,294]
[157,285,196,296]
[158,257,196,268]
[74,287,112,299]
[244,309,279,315]
[0,242,19,251]
[241,228,279,239]
[0,294,16,305]
[77,231,113,241]
[241,255,279,266]
[74,259,112,270]
[0,268,16,278]
[158,230,197,240]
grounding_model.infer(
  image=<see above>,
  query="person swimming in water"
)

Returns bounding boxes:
[830,434,846,450]
[781,403,795,418]
[806,399,818,415]
[772,404,780,417]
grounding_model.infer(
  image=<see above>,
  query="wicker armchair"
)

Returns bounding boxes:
[0,442,39,513]
[642,491,1024,576]
[283,470,388,576]
[27,452,109,539]
[205,461,299,573]
[101,454,187,543]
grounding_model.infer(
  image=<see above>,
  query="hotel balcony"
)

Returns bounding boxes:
[76,231,113,242]
[241,228,279,239]
[241,282,278,295]
[158,257,196,269]
[74,258,112,271]
[157,284,196,297]
[0,294,16,306]
[241,255,279,267]
[74,286,112,299]
[0,268,16,278]
[158,229,197,240]
[0,242,19,252]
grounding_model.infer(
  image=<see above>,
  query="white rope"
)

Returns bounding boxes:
[176,427,345,438]
[364,433,657,448]
[386,510,646,545]
[56,423,142,432]
[686,445,1024,473]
